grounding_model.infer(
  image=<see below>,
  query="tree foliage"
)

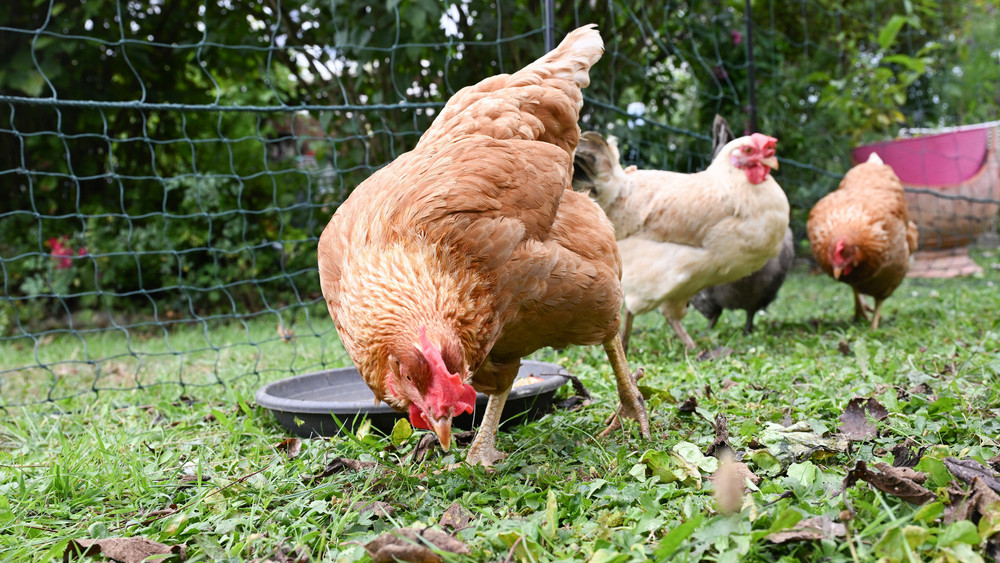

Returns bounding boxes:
[1,0,996,321]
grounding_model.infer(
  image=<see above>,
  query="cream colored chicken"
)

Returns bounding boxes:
[318,26,649,468]
[573,132,790,351]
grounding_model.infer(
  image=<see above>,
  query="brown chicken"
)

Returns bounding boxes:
[807,153,919,329]
[317,25,650,468]
[573,131,790,351]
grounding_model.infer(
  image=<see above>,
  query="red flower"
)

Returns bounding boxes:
[730,29,744,45]
[47,235,83,269]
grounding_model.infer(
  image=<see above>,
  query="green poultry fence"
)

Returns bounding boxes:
[2,0,998,406]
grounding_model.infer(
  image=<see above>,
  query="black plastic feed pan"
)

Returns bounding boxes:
[256,360,569,438]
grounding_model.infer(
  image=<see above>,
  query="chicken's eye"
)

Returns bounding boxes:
[742,146,753,155]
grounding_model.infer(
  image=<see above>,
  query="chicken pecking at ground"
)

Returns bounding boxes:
[572,130,790,352]
[690,115,795,335]
[317,25,650,468]
[806,152,919,329]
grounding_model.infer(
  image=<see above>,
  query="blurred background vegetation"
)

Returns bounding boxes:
[1,0,997,330]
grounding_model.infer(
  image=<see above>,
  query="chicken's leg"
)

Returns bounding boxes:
[599,334,651,439]
[870,298,885,330]
[668,318,697,350]
[620,310,635,355]
[464,387,511,467]
[661,301,697,350]
[852,289,871,323]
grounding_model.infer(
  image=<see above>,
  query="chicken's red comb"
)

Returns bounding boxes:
[750,132,777,149]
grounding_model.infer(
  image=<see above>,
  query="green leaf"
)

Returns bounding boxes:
[913,501,945,524]
[878,14,909,50]
[748,449,783,477]
[938,520,980,547]
[883,54,927,74]
[654,513,704,559]
[587,549,630,563]
[543,489,558,538]
[390,417,412,446]
[786,461,819,488]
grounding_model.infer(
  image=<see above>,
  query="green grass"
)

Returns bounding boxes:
[2,252,1000,562]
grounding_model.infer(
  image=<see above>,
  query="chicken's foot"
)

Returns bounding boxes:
[599,334,651,439]
[464,388,510,467]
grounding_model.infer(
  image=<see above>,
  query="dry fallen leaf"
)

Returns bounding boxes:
[944,457,1000,494]
[303,457,377,484]
[890,438,926,468]
[412,431,474,463]
[438,502,476,532]
[838,397,889,441]
[766,516,847,543]
[274,438,302,460]
[677,396,698,414]
[364,527,470,563]
[350,501,396,518]
[844,460,934,505]
[944,477,1000,524]
[64,537,186,563]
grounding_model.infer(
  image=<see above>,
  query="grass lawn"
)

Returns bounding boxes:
[2,251,999,562]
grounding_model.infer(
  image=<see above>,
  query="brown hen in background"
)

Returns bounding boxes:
[807,153,919,329]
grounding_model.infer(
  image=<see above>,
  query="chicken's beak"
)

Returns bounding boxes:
[832,266,843,280]
[762,156,779,170]
[427,414,454,451]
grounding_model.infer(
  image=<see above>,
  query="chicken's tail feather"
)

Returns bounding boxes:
[573,131,624,200]
[539,24,603,90]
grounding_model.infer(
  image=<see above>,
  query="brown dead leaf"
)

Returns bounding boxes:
[720,378,737,392]
[64,537,186,562]
[844,460,934,504]
[766,516,847,543]
[554,374,592,412]
[303,457,377,484]
[438,502,475,531]
[140,505,179,526]
[990,454,1000,474]
[677,396,698,414]
[364,527,470,563]
[350,501,396,518]
[945,477,1000,524]
[705,414,732,458]
[944,457,1000,494]
[890,438,926,468]
[838,397,889,441]
[411,431,475,464]
[837,339,851,356]
[274,438,302,460]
